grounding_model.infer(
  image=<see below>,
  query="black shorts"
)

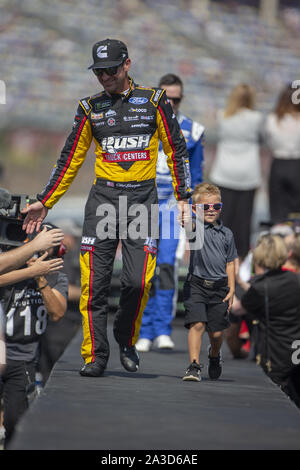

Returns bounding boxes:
[183,275,230,332]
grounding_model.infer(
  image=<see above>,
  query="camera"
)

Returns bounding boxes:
[0,188,36,247]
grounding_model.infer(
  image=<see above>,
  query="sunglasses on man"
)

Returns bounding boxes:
[193,203,223,211]
[93,60,125,77]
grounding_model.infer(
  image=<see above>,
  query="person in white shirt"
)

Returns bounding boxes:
[209,83,263,260]
[264,83,300,224]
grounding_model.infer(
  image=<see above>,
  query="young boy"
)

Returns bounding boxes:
[182,183,237,381]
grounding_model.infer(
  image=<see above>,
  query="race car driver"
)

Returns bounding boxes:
[22,39,192,378]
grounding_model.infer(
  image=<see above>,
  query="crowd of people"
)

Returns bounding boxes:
[210,80,300,408]
[1,0,300,134]
[0,33,300,450]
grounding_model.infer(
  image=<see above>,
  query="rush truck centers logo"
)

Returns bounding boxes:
[101,135,151,154]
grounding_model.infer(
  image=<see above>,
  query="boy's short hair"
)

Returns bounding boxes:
[192,183,221,204]
[253,234,288,270]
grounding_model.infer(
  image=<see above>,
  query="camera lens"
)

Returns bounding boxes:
[6,221,27,243]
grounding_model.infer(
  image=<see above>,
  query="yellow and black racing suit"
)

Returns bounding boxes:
[37,78,192,367]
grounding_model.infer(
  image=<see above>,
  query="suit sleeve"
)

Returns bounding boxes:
[157,92,192,201]
[37,103,92,209]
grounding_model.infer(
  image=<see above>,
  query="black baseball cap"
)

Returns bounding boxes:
[88,39,128,69]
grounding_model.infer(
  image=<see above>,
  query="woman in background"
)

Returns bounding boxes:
[241,234,300,408]
[210,84,263,260]
[264,83,300,224]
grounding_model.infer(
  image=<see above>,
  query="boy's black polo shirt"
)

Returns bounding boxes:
[188,219,237,281]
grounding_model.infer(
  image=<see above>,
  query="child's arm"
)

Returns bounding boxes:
[223,260,235,311]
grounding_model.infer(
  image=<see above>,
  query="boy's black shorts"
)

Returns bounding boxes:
[183,274,230,332]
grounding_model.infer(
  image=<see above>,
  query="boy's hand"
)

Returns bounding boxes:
[223,290,234,312]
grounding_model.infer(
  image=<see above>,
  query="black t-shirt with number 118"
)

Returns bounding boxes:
[0,271,68,362]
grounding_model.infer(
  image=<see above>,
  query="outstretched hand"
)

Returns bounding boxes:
[27,252,64,277]
[22,201,48,234]
[32,226,64,252]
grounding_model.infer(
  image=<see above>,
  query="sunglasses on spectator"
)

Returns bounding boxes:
[166,96,182,105]
[93,62,124,77]
[194,203,223,211]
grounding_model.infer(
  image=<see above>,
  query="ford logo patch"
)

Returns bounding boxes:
[128,97,148,104]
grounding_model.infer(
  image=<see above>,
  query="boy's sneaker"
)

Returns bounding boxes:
[208,347,223,380]
[135,338,152,352]
[182,360,202,382]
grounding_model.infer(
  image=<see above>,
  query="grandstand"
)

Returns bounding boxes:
[0,0,299,134]
[0,0,299,201]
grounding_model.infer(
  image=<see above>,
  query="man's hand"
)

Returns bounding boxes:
[27,252,64,277]
[22,201,48,234]
[31,226,64,252]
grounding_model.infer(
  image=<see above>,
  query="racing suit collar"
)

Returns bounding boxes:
[121,76,135,100]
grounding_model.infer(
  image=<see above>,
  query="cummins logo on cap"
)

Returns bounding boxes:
[97,45,108,58]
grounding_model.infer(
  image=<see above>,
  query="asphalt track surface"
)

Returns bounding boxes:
[8,318,300,451]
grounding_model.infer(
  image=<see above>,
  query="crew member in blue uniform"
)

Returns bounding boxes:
[136,74,205,351]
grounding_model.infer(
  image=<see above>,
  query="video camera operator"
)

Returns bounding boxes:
[0,222,68,448]
[0,189,64,384]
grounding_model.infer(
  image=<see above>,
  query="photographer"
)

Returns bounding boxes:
[0,223,68,448]
[241,234,300,408]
